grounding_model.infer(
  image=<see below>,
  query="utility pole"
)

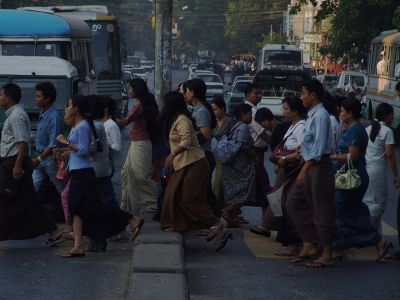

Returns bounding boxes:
[154,0,173,109]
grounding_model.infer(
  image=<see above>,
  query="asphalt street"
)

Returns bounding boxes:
[1,70,400,300]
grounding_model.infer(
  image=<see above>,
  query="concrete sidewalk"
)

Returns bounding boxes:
[126,209,189,300]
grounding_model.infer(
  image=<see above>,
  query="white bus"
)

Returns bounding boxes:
[366,29,400,124]
[258,44,303,71]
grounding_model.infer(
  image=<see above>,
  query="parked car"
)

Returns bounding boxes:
[188,69,213,80]
[231,75,254,86]
[335,71,367,98]
[322,75,338,95]
[303,64,318,79]
[226,79,252,115]
[195,73,224,101]
[130,67,148,82]
[253,69,311,118]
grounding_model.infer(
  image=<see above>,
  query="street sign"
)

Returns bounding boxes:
[303,33,321,43]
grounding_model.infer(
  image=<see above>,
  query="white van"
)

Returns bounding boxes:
[335,71,367,96]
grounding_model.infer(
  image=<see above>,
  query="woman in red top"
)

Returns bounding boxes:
[117,78,160,239]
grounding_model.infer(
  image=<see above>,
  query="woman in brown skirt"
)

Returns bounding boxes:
[160,91,232,251]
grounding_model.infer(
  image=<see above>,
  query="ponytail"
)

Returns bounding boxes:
[370,103,393,142]
[200,100,216,130]
[85,113,103,152]
[369,119,381,143]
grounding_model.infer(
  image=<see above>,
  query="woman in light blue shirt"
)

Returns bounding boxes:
[57,95,135,258]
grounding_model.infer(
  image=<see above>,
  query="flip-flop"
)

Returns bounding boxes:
[376,241,393,262]
[291,255,315,264]
[249,226,271,237]
[274,250,299,257]
[215,231,233,251]
[131,219,145,240]
[61,252,85,258]
[43,234,66,247]
[306,260,334,268]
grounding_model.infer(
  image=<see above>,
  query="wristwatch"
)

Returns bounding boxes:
[282,156,286,161]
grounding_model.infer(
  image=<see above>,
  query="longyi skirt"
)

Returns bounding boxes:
[69,168,132,240]
[161,158,219,232]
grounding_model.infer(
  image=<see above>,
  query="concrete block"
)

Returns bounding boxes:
[134,231,183,245]
[127,273,188,300]
[140,222,161,233]
[132,244,184,273]
[140,210,157,222]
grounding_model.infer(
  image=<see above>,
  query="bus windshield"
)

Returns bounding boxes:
[0,77,68,110]
[263,50,302,67]
[87,20,120,80]
[2,43,59,57]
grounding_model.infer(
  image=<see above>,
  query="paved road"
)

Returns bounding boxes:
[2,69,400,300]
[167,68,400,299]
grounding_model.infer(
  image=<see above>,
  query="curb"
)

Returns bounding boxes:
[126,210,189,300]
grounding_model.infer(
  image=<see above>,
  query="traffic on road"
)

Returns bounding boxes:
[1,2,400,300]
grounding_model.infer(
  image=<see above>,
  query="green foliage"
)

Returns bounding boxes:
[291,0,400,62]
[394,6,400,30]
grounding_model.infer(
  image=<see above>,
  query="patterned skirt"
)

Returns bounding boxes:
[222,152,256,205]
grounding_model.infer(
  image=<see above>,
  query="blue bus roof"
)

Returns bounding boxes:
[0,9,91,38]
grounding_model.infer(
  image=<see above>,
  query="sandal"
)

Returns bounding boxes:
[249,226,271,237]
[376,241,393,262]
[43,234,66,247]
[61,251,85,258]
[306,260,334,268]
[131,219,145,240]
[291,255,312,263]
[215,230,233,251]
[274,249,299,257]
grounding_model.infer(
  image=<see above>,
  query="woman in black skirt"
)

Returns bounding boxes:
[56,95,136,258]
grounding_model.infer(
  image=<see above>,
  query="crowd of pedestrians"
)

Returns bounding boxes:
[1,77,400,264]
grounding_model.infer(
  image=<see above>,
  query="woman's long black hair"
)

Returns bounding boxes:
[160,91,196,142]
[71,95,103,152]
[370,103,393,142]
[129,78,161,141]
[186,78,216,129]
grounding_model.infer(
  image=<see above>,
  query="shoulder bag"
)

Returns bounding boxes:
[213,123,242,164]
[335,154,361,190]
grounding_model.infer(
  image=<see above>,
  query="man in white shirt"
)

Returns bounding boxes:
[376,51,387,76]
[394,61,400,79]
[102,97,122,177]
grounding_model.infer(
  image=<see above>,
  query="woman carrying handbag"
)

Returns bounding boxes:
[330,98,392,262]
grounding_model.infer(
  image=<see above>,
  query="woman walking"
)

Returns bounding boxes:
[185,79,218,215]
[363,103,399,233]
[160,92,231,251]
[211,97,235,213]
[56,95,135,257]
[271,96,306,256]
[118,78,158,230]
[221,103,257,223]
[330,98,392,261]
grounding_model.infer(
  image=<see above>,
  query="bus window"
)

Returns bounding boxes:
[35,44,58,56]
[2,43,35,56]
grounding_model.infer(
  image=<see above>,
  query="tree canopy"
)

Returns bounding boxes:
[291,0,400,62]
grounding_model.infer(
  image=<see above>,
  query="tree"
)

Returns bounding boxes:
[291,0,400,62]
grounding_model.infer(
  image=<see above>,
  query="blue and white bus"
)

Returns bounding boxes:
[20,5,123,101]
[366,29,400,124]
[0,9,96,95]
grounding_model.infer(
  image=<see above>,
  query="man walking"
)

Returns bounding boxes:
[293,79,336,267]
[32,82,66,194]
[0,83,63,244]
